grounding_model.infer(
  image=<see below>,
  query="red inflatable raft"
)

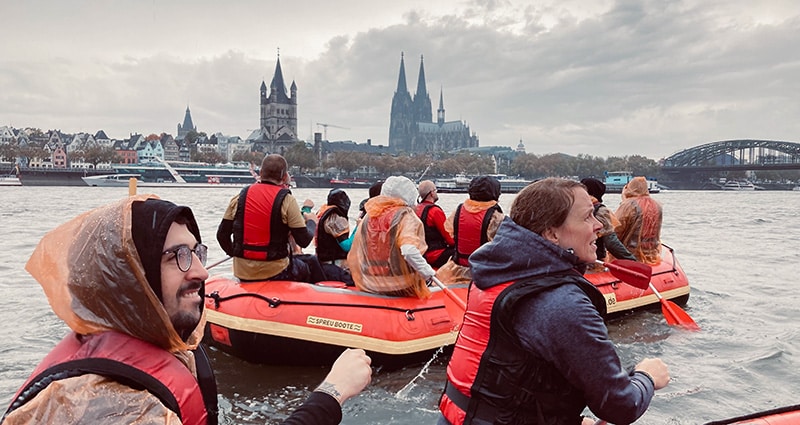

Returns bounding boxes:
[705,404,800,424]
[203,245,690,368]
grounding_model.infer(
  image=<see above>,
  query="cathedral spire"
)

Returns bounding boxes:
[415,54,428,100]
[396,52,409,94]
[437,87,445,124]
[270,52,289,102]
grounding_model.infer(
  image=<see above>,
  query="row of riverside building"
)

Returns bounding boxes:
[1,52,527,170]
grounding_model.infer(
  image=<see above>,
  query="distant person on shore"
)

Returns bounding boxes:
[315,188,357,285]
[438,178,669,425]
[415,180,455,268]
[615,176,663,264]
[4,195,372,424]
[580,178,636,270]
[348,176,435,297]
[358,181,383,219]
[437,176,504,285]
[216,154,325,283]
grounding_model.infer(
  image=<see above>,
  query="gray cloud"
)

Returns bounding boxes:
[1,0,799,160]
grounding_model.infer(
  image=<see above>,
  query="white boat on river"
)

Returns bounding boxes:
[82,160,258,188]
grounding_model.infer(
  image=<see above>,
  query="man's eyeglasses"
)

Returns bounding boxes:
[162,244,208,272]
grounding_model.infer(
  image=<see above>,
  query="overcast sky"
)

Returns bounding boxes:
[2,0,799,159]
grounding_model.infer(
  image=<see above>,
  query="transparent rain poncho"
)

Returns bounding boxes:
[5,194,204,424]
[347,176,432,298]
[615,177,663,264]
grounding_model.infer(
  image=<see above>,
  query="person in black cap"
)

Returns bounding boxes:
[437,175,505,285]
[315,188,356,285]
[580,178,636,271]
[5,195,372,424]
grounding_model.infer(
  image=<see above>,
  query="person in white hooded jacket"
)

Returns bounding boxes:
[348,176,436,298]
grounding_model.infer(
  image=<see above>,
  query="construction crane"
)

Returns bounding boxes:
[316,122,350,141]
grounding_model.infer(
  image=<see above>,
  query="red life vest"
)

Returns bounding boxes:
[5,331,211,425]
[440,274,607,425]
[452,204,501,266]
[232,182,291,261]
[415,202,449,253]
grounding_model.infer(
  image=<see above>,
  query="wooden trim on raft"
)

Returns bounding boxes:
[604,285,691,314]
[206,309,458,355]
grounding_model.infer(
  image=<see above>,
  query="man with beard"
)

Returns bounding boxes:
[3,195,372,424]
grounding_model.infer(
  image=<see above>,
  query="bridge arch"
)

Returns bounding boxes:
[663,139,800,168]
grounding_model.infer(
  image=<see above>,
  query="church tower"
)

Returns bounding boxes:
[388,52,414,152]
[258,52,298,154]
[177,106,196,140]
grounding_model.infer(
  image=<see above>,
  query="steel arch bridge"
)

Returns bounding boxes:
[663,139,800,171]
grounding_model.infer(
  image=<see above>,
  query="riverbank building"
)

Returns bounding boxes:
[248,54,299,154]
[389,53,478,154]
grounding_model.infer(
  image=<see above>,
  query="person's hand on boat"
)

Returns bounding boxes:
[315,348,372,406]
[634,357,670,390]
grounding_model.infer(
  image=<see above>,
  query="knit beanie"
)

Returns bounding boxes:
[580,178,606,203]
[468,176,501,202]
[327,188,352,217]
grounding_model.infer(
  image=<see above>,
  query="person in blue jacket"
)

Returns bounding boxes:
[439,178,669,425]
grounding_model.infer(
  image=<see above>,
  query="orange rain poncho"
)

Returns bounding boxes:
[4,194,205,424]
[615,177,663,264]
[347,195,431,298]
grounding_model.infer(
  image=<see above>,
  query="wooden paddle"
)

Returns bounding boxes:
[597,259,700,331]
[429,276,467,331]
[206,256,232,270]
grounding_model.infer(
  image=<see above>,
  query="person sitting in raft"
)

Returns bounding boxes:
[615,176,663,265]
[415,180,455,268]
[580,177,636,272]
[347,175,435,297]
[315,188,357,286]
[3,195,373,424]
[437,178,670,425]
[216,154,325,283]
[436,175,504,285]
[358,181,383,219]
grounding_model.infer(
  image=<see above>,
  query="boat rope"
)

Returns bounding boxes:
[205,291,444,320]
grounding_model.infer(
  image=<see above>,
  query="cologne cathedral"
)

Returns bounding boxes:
[389,53,478,153]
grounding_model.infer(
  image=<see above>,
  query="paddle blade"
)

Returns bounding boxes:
[660,299,701,331]
[600,259,652,289]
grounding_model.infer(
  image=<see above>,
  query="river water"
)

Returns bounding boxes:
[1,186,799,424]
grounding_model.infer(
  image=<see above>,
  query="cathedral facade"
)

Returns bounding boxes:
[250,55,299,154]
[389,54,478,154]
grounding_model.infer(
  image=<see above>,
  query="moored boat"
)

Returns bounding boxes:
[202,246,691,367]
[329,178,373,189]
[0,175,21,186]
[604,171,661,194]
[721,180,758,191]
[82,160,259,187]
[434,173,471,193]
[705,404,800,424]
